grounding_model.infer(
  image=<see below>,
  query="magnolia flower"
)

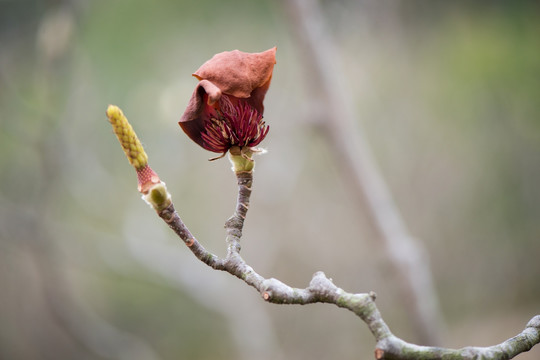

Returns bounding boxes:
[179,47,276,157]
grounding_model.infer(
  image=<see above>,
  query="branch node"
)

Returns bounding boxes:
[260,278,301,304]
[527,315,540,329]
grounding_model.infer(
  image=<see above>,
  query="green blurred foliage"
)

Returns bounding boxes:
[0,0,539,359]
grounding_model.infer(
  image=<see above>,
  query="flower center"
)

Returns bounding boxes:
[201,96,269,154]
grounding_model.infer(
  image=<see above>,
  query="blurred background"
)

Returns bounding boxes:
[1,0,539,359]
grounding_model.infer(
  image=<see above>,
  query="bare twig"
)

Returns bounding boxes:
[107,101,540,359]
[156,185,540,359]
[282,0,445,344]
[152,180,540,359]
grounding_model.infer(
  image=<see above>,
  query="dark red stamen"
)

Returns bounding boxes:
[201,98,269,154]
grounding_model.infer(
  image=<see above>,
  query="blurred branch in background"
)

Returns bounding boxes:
[0,4,162,360]
[283,0,444,345]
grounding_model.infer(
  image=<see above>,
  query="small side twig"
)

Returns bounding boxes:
[224,171,253,256]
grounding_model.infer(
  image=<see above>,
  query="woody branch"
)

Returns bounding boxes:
[107,105,539,360]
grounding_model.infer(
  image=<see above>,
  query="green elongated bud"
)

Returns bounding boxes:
[107,105,148,170]
[107,104,162,196]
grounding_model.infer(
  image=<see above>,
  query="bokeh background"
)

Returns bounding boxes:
[1,0,539,359]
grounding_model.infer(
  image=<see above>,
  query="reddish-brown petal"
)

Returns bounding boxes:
[193,47,276,112]
[179,80,221,148]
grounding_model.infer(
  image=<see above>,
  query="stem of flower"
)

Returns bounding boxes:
[224,170,253,256]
